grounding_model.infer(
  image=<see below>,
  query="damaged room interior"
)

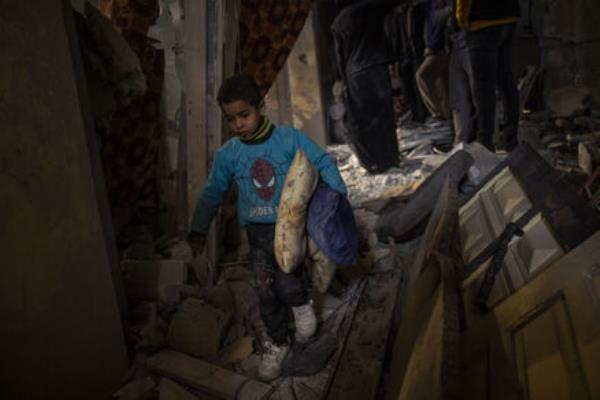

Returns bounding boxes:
[4,0,600,399]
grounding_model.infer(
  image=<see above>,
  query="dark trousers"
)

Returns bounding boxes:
[449,42,475,143]
[246,224,308,345]
[466,23,519,151]
[345,64,399,173]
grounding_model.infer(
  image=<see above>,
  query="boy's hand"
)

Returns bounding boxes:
[187,232,207,257]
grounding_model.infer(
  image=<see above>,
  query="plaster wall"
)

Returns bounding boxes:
[540,0,600,98]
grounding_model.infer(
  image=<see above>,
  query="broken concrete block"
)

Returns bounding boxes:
[578,141,600,175]
[146,350,272,400]
[574,115,600,131]
[130,302,168,351]
[228,281,259,321]
[158,379,198,400]
[546,87,592,117]
[113,376,156,400]
[122,260,188,302]
[198,283,236,314]
[216,336,254,366]
[375,150,474,242]
[167,298,232,358]
[554,117,575,131]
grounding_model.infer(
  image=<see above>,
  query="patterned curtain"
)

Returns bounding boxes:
[238,0,314,95]
[97,0,164,205]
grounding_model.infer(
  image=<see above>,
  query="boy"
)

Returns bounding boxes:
[187,75,347,381]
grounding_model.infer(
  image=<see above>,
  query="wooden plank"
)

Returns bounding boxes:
[146,350,272,400]
[326,270,402,400]
[184,0,208,227]
[267,279,368,399]
[383,179,462,400]
[159,378,199,400]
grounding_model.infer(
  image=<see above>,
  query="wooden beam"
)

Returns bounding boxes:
[184,0,208,230]
[326,271,402,400]
[147,350,272,400]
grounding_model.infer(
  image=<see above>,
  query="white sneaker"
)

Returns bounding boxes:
[258,341,290,381]
[293,302,317,343]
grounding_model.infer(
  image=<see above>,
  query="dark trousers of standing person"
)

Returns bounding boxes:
[449,33,475,143]
[246,224,308,345]
[466,23,519,151]
[345,64,399,173]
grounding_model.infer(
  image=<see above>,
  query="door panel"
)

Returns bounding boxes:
[463,232,600,400]
[459,166,565,327]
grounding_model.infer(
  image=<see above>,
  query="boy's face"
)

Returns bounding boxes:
[222,99,263,140]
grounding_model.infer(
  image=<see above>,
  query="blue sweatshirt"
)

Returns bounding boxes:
[191,125,347,234]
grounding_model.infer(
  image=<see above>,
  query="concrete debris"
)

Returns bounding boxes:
[216,336,254,367]
[122,260,188,303]
[518,103,600,186]
[397,123,453,153]
[450,142,503,190]
[579,141,600,175]
[122,228,158,260]
[166,240,194,261]
[113,376,156,400]
[546,87,593,117]
[375,150,474,242]
[167,298,232,358]
[328,144,428,206]
[146,350,272,400]
[235,354,262,379]
[195,283,236,316]
[188,255,215,288]
[129,302,168,352]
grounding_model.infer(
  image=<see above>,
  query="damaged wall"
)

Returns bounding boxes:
[541,0,600,100]
[0,1,129,399]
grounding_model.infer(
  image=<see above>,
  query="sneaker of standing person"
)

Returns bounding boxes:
[258,341,290,381]
[293,302,317,343]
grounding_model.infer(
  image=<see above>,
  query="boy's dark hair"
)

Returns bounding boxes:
[217,74,262,109]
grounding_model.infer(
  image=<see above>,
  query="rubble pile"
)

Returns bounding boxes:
[328,144,441,206]
[520,88,600,211]
[112,222,375,399]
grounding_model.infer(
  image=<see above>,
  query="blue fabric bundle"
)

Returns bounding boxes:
[306,182,358,266]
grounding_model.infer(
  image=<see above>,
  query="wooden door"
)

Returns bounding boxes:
[459,166,565,328]
[462,231,600,400]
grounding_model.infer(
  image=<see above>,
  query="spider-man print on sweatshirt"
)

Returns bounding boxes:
[190,125,347,234]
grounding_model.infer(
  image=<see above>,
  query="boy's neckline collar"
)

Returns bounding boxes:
[239,116,274,144]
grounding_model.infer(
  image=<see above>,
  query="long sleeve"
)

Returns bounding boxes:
[294,132,347,194]
[190,149,232,234]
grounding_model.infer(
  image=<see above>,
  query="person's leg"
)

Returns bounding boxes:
[450,45,476,143]
[416,53,451,119]
[346,65,399,173]
[497,23,519,151]
[436,53,451,120]
[246,224,292,381]
[466,26,501,151]
[272,268,316,342]
[246,224,288,345]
